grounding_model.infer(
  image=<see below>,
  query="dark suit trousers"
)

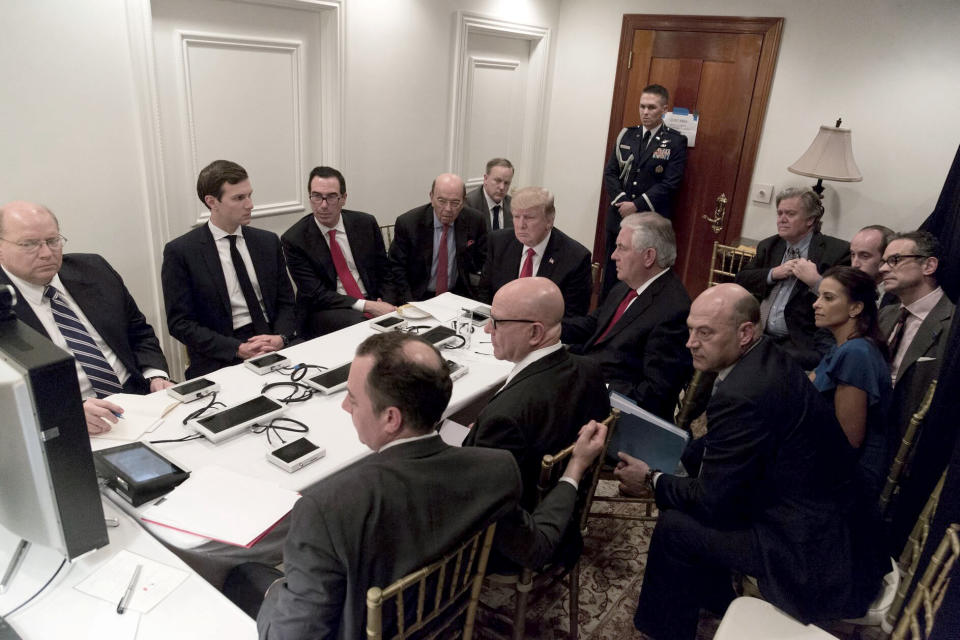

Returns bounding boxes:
[635,509,762,640]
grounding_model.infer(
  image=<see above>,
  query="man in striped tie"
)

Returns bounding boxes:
[0,200,174,434]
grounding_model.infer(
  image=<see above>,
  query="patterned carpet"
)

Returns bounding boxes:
[475,479,722,640]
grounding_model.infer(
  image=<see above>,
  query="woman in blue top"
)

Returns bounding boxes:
[810,266,892,500]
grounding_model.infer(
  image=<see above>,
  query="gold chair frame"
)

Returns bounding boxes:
[889,522,959,640]
[366,521,497,640]
[879,380,939,520]
[708,241,756,287]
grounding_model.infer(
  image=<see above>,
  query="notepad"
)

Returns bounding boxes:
[73,549,188,614]
[92,393,181,441]
[607,391,690,473]
[140,466,300,548]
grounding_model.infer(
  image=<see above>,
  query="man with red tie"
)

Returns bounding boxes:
[478,186,592,317]
[282,167,397,337]
[388,173,487,303]
[562,212,691,420]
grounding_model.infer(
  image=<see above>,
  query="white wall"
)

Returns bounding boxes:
[544,0,960,250]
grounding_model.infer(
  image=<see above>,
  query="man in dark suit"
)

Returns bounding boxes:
[254,331,608,640]
[388,173,487,303]
[851,224,897,307]
[162,160,297,379]
[464,157,514,231]
[616,284,884,640]
[736,187,850,370]
[601,83,688,295]
[563,212,691,421]
[281,166,396,337]
[0,200,173,434]
[479,186,592,317]
[464,277,609,509]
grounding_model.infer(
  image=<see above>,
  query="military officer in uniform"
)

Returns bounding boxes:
[601,84,688,296]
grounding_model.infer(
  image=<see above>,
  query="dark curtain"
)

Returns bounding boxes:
[894,144,960,637]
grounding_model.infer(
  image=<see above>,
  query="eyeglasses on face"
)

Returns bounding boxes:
[309,192,342,204]
[488,316,539,330]
[880,254,928,268]
[0,235,67,253]
[434,198,462,210]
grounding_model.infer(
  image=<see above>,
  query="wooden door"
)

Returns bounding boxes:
[596,15,783,297]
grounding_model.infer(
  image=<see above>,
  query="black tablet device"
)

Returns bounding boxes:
[305,362,351,394]
[94,442,190,506]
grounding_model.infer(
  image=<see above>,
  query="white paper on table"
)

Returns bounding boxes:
[74,549,188,614]
[140,466,300,548]
[439,419,470,447]
[92,393,182,441]
[408,293,466,324]
[16,586,141,639]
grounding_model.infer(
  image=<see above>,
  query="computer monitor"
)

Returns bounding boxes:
[0,312,108,562]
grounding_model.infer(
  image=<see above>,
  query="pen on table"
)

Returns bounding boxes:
[116,563,142,614]
[147,400,182,431]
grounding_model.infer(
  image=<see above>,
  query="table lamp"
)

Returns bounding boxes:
[788,118,862,197]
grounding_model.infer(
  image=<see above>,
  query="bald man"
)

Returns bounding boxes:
[387,173,487,303]
[0,201,174,434]
[616,284,883,640]
[463,277,610,510]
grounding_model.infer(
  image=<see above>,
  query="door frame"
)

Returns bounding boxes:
[593,14,783,262]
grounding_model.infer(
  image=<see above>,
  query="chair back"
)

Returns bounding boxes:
[879,379,938,519]
[365,521,497,640]
[889,522,960,640]
[536,410,621,533]
[675,369,716,433]
[380,224,395,248]
[708,241,756,287]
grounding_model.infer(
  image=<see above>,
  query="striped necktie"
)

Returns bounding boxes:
[44,285,124,398]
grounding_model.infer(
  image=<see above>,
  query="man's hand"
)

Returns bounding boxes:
[83,398,123,435]
[364,299,397,317]
[613,452,651,497]
[563,420,608,482]
[616,201,639,216]
[770,260,797,281]
[238,335,284,359]
[149,377,176,393]
[791,258,822,289]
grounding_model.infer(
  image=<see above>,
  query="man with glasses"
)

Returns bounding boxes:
[562,212,691,421]
[0,200,173,434]
[162,160,297,378]
[388,173,487,302]
[878,230,953,421]
[281,166,396,337]
[736,187,850,370]
[463,277,609,510]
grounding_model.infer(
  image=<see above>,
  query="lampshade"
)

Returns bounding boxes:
[788,125,862,182]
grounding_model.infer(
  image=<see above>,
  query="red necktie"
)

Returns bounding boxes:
[520,247,535,278]
[597,288,639,342]
[328,230,364,299]
[436,224,451,294]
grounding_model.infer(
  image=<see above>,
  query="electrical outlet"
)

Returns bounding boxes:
[752,183,773,204]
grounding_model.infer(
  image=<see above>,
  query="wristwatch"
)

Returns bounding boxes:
[645,467,661,491]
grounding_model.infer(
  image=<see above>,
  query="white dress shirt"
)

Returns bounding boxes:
[516,230,552,278]
[315,216,367,312]
[2,267,167,399]
[208,221,270,329]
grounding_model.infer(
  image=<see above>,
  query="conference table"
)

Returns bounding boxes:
[90,293,511,586]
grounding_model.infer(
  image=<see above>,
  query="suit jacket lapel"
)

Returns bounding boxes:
[306,218,338,284]
[588,282,631,346]
[489,348,568,401]
[0,271,46,337]
[505,238,524,277]
[786,233,824,304]
[636,128,659,167]
[199,226,232,318]
[536,232,560,279]
[419,207,435,276]
[596,278,659,345]
[342,212,370,286]
[899,295,953,375]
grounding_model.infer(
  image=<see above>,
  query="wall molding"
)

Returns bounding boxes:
[449,12,551,185]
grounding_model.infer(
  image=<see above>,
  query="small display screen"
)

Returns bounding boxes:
[309,363,350,389]
[102,445,181,484]
[375,316,404,328]
[196,396,282,433]
[175,378,215,394]
[272,438,320,463]
[446,359,463,374]
[420,325,457,344]
[251,353,286,367]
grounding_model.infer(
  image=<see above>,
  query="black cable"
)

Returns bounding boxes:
[251,417,309,447]
[260,381,314,404]
[288,363,326,383]
[180,392,225,425]
[149,433,204,444]
[0,557,67,618]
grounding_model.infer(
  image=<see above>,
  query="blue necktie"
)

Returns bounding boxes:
[44,285,124,398]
